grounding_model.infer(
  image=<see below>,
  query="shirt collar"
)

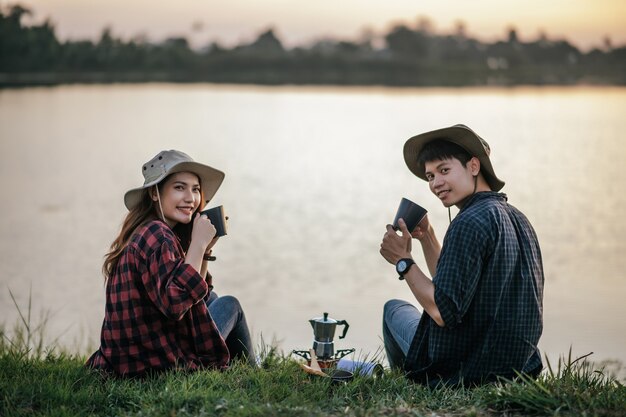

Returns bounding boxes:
[459,191,507,213]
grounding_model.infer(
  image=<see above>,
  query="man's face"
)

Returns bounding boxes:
[424,157,478,208]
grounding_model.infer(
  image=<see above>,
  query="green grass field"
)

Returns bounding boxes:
[1,293,624,416]
[2,338,625,416]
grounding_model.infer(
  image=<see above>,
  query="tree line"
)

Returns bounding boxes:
[1,4,625,87]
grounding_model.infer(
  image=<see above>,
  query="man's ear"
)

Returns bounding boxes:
[469,157,481,176]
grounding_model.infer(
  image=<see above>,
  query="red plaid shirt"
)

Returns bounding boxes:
[87,220,229,376]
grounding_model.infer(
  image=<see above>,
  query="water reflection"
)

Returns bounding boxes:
[0,85,624,367]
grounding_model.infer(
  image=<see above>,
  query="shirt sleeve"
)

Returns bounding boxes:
[138,240,209,321]
[433,218,490,329]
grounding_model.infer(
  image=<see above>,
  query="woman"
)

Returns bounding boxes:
[87,149,254,377]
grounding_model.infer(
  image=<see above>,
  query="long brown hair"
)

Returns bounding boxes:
[102,174,205,280]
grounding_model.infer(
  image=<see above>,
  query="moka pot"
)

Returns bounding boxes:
[309,312,349,359]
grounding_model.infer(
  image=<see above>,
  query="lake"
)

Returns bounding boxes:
[1,84,625,369]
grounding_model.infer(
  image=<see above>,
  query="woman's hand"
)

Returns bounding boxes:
[185,213,217,274]
[203,236,220,260]
[206,236,219,252]
[191,213,217,250]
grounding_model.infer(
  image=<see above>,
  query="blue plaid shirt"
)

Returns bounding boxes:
[405,192,544,386]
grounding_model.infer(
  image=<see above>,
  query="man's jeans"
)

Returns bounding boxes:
[382,299,422,369]
[206,292,256,366]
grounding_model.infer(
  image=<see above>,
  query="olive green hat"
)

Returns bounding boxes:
[403,124,505,191]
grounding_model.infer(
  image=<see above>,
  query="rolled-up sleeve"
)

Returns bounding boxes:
[433,220,488,329]
[140,241,209,320]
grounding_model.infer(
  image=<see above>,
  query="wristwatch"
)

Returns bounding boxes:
[395,258,415,280]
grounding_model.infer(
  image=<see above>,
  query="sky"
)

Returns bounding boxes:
[12,0,626,51]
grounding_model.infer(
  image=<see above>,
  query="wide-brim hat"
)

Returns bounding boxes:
[403,124,505,191]
[124,150,225,210]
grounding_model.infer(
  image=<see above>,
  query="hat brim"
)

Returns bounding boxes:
[403,125,505,191]
[124,161,225,210]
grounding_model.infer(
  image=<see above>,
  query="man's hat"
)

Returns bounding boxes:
[403,124,505,191]
[124,150,225,210]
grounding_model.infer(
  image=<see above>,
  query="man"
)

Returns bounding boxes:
[379,124,544,387]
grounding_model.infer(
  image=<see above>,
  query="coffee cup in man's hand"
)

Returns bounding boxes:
[393,198,427,233]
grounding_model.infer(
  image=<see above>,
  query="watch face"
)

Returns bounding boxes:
[397,260,407,272]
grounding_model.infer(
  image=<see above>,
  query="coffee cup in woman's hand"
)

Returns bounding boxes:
[193,212,217,247]
[200,206,228,237]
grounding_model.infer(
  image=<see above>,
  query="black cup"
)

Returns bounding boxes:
[393,198,427,233]
[327,369,353,384]
[201,206,228,237]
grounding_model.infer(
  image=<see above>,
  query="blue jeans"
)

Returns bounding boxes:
[382,299,422,369]
[206,292,255,366]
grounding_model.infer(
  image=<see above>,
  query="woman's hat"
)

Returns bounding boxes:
[124,150,225,210]
[403,124,505,191]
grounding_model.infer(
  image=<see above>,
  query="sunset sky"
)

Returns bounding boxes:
[16,0,626,50]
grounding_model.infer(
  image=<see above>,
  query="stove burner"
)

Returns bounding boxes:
[291,348,355,369]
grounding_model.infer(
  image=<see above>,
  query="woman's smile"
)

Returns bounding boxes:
[157,172,202,227]
[177,206,194,215]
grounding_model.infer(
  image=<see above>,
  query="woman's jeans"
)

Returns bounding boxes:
[206,291,255,366]
[382,299,422,369]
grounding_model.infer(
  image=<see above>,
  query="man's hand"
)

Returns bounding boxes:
[380,218,412,265]
[410,215,431,241]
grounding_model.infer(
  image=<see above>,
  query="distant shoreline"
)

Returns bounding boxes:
[4,5,625,89]
[1,71,623,89]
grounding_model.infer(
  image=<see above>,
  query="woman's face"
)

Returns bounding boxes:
[156,172,202,228]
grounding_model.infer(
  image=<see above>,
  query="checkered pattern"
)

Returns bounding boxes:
[405,192,544,386]
[86,220,229,376]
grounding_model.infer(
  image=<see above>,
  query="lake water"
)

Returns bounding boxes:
[1,84,625,370]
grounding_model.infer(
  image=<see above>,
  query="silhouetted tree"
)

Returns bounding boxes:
[1,3,624,86]
[0,4,59,71]
[238,29,284,56]
[385,25,431,59]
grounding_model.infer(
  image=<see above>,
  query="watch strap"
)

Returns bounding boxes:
[396,258,415,280]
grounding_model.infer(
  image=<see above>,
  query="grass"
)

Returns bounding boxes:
[1,293,625,416]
